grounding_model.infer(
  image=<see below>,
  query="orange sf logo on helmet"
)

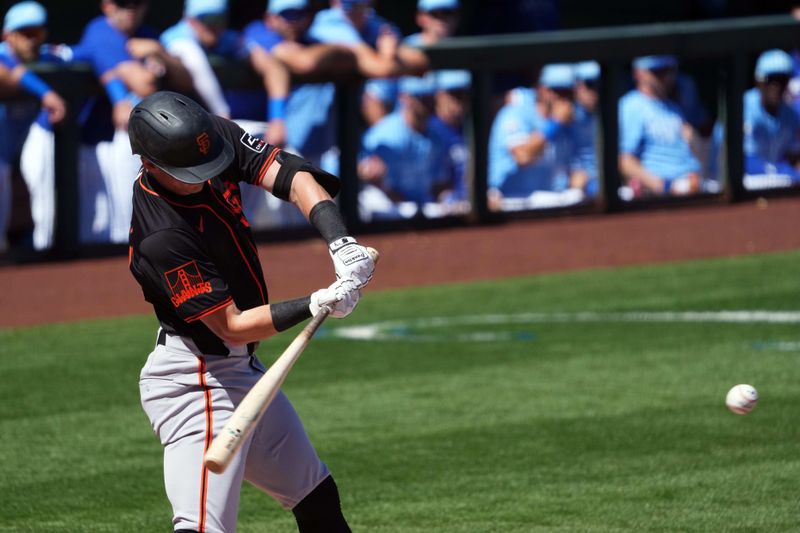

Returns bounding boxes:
[196,132,211,155]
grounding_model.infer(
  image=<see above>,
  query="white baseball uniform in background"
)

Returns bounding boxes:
[20,121,56,250]
[78,145,110,244]
[94,129,141,243]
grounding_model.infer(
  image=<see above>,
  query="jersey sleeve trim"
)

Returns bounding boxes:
[185,296,234,323]
[256,147,280,187]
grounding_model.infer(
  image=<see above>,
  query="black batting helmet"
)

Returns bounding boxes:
[129,91,234,184]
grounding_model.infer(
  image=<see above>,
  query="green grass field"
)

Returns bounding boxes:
[2,251,799,532]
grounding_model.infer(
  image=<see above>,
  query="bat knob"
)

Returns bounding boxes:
[204,457,226,474]
[366,247,380,264]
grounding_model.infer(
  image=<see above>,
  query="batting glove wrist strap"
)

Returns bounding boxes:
[328,236,359,253]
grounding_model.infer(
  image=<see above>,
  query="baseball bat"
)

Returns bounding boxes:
[204,247,380,474]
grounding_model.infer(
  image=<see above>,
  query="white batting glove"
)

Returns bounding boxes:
[309,278,360,318]
[329,236,375,289]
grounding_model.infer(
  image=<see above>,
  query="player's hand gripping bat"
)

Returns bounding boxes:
[203,247,380,474]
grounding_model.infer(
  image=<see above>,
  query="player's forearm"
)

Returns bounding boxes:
[510,133,547,166]
[289,171,335,219]
[296,44,358,75]
[160,54,194,93]
[570,169,590,190]
[110,61,157,96]
[619,153,664,192]
[250,48,290,99]
[0,65,22,97]
[274,44,356,76]
[202,298,314,345]
[201,302,275,344]
[397,45,429,76]
[352,44,400,78]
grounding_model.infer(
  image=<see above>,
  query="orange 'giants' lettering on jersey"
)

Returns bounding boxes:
[165,260,213,307]
[196,132,211,155]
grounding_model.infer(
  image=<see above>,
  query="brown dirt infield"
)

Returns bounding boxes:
[2,196,799,329]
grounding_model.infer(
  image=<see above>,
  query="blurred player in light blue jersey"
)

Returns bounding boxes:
[618,55,701,199]
[742,49,800,189]
[245,0,352,158]
[309,0,428,125]
[660,55,714,180]
[358,74,450,220]
[488,64,577,211]
[160,0,249,120]
[76,0,192,243]
[308,0,400,73]
[429,69,470,207]
[363,0,461,125]
[243,0,355,227]
[569,60,599,197]
[0,1,71,251]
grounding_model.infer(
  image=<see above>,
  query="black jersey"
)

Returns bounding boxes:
[128,116,336,356]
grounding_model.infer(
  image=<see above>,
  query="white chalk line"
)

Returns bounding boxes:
[324,311,800,342]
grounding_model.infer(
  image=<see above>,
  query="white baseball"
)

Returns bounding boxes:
[725,384,758,415]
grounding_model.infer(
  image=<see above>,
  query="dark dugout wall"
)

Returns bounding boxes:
[0,0,797,46]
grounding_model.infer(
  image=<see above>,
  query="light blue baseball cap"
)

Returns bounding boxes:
[268,0,309,13]
[538,63,575,89]
[399,74,437,97]
[185,0,227,17]
[3,1,46,33]
[632,55,678,71]
[574,61,600,82]
[418,0,459,11]
[754,49,793,81]
[436,69,470,92]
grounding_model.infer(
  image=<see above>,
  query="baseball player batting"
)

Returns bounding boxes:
[127,91,375,533]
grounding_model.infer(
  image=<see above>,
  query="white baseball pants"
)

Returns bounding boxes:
[139,331,330,533]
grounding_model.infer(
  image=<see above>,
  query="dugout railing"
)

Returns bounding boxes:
[9,13,800,262]
[419,13,800,217]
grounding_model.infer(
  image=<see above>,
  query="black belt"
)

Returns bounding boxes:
[157,329,256,356]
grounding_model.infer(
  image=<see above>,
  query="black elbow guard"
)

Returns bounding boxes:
[273,150,341,201]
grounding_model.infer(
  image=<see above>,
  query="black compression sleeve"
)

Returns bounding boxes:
[271,296,312,332]
[309,200,349,244]
[292,475,351,533]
